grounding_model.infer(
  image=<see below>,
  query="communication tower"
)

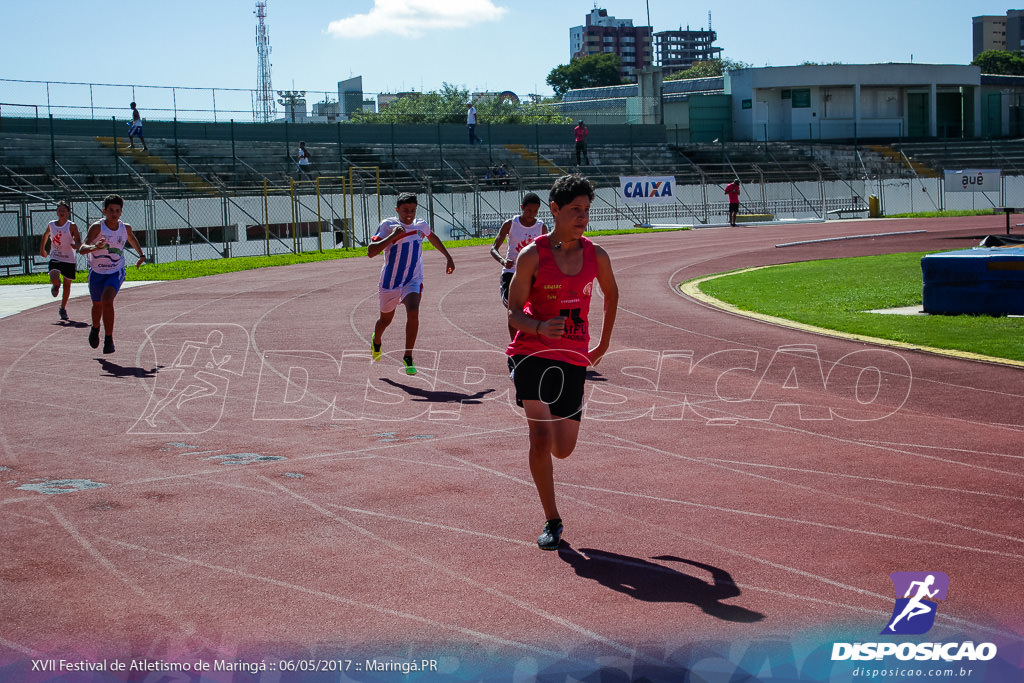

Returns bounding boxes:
[254,1,276,122]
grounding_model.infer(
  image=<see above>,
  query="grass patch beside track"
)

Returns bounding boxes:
[694,252,1024,363]
[1,227,683,285]
[885,209,1003,219]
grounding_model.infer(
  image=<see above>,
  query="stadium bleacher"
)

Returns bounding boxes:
[0,124,1017,204]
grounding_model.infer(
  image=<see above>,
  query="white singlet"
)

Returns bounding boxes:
[87,220,129,274]
[47,220,77,264]
[502,215,546,274]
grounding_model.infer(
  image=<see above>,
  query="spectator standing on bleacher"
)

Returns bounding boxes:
[296,141,313,179]
[467,102,483,144]
[574,120,590,166]
[725,179,741,226]
[127,102,147,150]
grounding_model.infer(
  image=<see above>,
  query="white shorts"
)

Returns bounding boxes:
[378,281,422,313]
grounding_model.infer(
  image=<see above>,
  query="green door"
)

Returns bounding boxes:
[936,92,963,139]
[907,93,929,138]
[984,93,1002,138]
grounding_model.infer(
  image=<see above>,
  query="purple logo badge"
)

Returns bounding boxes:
[882,572,949,635]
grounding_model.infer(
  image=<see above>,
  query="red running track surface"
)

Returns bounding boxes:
[0,216,1021,680]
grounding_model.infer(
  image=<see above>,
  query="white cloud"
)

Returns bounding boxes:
[327,0,507,39]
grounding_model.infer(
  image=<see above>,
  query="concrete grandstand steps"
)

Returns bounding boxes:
[810,145,907,178]
[503,144,563,176]
[10,128,1009,202]
[896,139,1024,174]
[674,142,850,183]
[868,145,940,178]
[0,132,223,197]
[95,137,219,194]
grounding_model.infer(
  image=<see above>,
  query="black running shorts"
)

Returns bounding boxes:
[510,354,587,422]
[48,260,76,280]
[499,271,513,307]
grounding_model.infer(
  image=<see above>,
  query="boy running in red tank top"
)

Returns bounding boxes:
[505,173,619,550]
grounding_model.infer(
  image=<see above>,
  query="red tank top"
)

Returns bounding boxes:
[506,234,597,366]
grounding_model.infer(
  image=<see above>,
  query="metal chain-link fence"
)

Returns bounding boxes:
[3,173,1017,276]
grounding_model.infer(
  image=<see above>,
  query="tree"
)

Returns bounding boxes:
[972,49,1024,75]
[348,82,569,125]
[349,83,465,124]
[546,53,625,98]
[475,96,571,124]
[664,58,752,81]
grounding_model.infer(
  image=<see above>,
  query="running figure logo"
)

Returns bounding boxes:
[130,324,249,435]
[881,572,949,635]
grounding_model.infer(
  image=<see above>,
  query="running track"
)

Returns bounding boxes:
[0,216,1021,681]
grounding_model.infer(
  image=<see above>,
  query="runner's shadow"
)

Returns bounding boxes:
[379,377,495,404]
[558,543,764,623]
[53,320,91,329]
[97,358,162,378]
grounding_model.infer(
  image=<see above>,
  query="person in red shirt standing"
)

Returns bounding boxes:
[574,120,590,166]
[505,173,619,551]
[725,179,741,226]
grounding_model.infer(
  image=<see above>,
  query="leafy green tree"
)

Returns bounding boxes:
[475,96,571,124]
[546,53,625,98]
[972,50,1024,75]
[664,58,752,81]
[348,82,569,125]
[349,83,465,124]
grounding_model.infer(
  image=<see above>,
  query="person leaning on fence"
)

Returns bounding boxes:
[127,102,147,150]
[725,179,741,227]
[296,141,312,179]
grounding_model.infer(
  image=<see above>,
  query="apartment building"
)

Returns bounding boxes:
[654,27,723,77]
[569,8,653,80]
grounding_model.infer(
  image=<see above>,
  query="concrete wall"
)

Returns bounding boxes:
[727,64,983,142]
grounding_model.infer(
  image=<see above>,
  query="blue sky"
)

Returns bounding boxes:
[0,0,1015,103]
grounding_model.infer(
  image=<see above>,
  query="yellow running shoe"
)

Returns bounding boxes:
[370,334,381,362]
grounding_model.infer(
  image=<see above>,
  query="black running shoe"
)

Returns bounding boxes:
[88,327,100,349]
[103,336,115,354]
[58,308,69,321]
[537,518,563,551]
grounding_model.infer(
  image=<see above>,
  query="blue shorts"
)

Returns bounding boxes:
[88,269,125,301]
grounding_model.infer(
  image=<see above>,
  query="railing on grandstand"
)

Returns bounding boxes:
[0,173,1013,275]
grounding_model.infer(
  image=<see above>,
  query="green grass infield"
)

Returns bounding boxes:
[692,251,1024,364]
[0,227,682,285]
